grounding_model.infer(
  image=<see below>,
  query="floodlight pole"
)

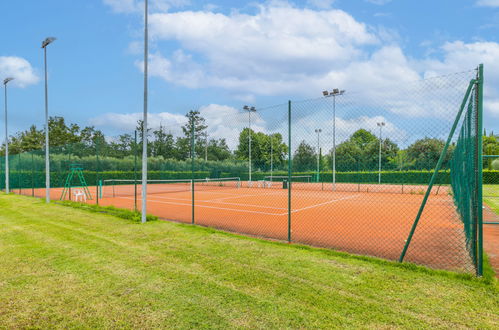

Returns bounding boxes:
[323,89,344,191]
[377,122,385,184]
[141,0,149,223]
[42,37,56,203]
[243,106,256,184]
[3,78,14,194]
[333,95,336,190]
[315,129,321,183]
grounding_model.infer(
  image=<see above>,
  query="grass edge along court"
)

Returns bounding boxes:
[0,194,498,328]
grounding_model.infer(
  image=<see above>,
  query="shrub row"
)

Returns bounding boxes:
[2,169,497,189]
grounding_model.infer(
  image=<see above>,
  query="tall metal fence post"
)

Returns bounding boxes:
[191,118,195,225]
[134,130,138,212]
[96,140,99,206]
[31,153,35,197]
[288,100,292,243]
[476,64,484,276]
[18,153,21,194]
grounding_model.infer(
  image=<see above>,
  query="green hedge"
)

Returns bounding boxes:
[3,169,497,189]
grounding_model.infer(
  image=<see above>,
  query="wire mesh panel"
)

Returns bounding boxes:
[194,103,291,240]
[483,154,499,225]
[450,90,480,268]
[1,67,492,275]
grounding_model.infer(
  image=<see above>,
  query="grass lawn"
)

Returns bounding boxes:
[0,194,498,328]
[484,185,499,215]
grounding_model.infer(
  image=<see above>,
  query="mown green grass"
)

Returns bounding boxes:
[0,194,497,328]
[484,184,499,214]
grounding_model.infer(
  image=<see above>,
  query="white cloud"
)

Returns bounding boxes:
[200,104,263,148]
[103,0,189,13]
[112,1,499,123]
[90,104,269,149]
[306,0,336,9]
[487,100,499,117]
[476,0,499,7]
[127,41,142,54]
[89,111,187,134]
[144,3,378,95]
[422,41,499,120]
[0,56,39,88]
[293,114,406,146]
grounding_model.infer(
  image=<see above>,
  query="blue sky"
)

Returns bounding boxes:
[1,0,499,146]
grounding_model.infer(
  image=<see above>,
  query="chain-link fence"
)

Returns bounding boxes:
[1,66,495,276]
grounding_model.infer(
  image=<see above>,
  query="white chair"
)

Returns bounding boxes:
[257,180,270,188]
[73,188,86,202]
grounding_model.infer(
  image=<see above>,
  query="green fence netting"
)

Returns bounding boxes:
[1,66,495,276]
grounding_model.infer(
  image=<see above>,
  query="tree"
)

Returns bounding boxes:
[152,125,175,159]
[206,138,231,161]
[48,116,81,147]
[174,137,191,161]
[329,129,399,171]
[236,129,288,170]
[266,133,288,170]
[182,110,207,140]
[18,125,44,151]
[406,138,454,170]
[180,110,208,159]
[293,141,316,172]
[388,150,415,171]
[483,133,499,169]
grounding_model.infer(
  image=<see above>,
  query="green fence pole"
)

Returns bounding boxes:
[191,118,195,225]
[96,141,99,206]
[288,100,292,243]
[476,64,484,276]
[18,153,21,194]
[31,153,35,197]
[134,130,138,212]
[399,79,476,263]
[99,180,102,199]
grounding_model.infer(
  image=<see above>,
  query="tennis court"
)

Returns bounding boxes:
[22,177,469,271]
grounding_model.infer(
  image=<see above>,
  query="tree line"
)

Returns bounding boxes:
[1,110,498,172]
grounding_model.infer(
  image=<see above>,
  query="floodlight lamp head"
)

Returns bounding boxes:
[42,37,56,48]
[243,105,249,110]
[333,88,340,94]
[250,106,256,112]
[322,90,329,96]
[377,122,385,127]
[3,77,14,85]
[340,90,345,94]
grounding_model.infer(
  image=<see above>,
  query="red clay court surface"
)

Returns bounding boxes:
[19,182,482,273]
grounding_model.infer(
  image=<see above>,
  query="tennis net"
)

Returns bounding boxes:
[101,177,241,198]
[263,175,312,182]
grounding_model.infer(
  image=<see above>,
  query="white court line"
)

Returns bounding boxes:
[117,194,360,216]
[118,196,284,216]
[290,195,360,214]
[149,194,288,210]
[208,191,285,201]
